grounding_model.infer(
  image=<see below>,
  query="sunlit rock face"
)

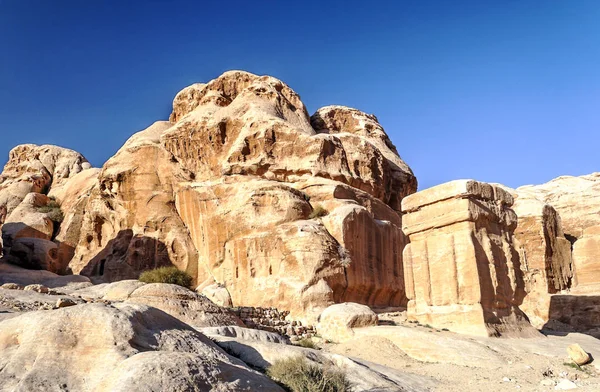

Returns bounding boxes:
[402,180,535,337]
[0,71,416,319]
[161,71,416,319]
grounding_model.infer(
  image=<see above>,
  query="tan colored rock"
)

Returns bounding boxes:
[3,193,54,241]
[402,180,534,337]
[48,168,100,273]
[55,298,76,308]
[23,284,49,293]
[567,343,591,365]
[175,177,347,320]
[11,71,417,322]
[0,283,23,290]
[0,144,90,215]
[518,173,600,239]
[311,105,417,211]
[162,71,415,210]
[317,302,378,342]
[0,260,90,288]
[212,335,435,391]
[572,225,600,291]
[498,187,573,328]
[67,121,199,283]
[201,282,233,307]
[0,303,282,391]
[125,283,244,328]
[3,237,59,271]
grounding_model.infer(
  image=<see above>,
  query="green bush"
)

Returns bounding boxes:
[138,266,193,288]
[308,205,328,219]
[37,200,64,223]
[267,356,351,392]
[295,338,320,350]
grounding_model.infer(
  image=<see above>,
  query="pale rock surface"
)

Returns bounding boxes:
[572,225,600,291]
[499,186,573,328]
[125,283,244,328]
[211,335,436,392]
[567,343,591,365]
[201,282,233,307]
[310,105,417,211]
[0,260,90,288]
[48,168,100,273]
[201,326,290,344]
[518,173,600,239]
[317,302,378,342]
[2,71,417,322]
[0,144,90,215]
[67,121,199,283]
[175,177,346,320]
[402,180,534,336]
[0,303,282,391]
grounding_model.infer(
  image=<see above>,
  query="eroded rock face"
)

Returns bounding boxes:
[67,121,199,282]
[0,303,282,391]
[1,71,417,321]
[402,180,533,337]
[499,187,573,328]
[0,144,90,215]
[518,173,600,239]
[572,225,600,292]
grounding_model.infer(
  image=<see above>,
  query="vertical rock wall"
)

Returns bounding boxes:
[402,180,533,336]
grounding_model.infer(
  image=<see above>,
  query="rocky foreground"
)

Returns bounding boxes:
[1,70,600,391]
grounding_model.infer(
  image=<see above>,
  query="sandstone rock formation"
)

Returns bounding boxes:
[317,302,378,342]
[0,303,282,391]
[572,225,600,292]
[402,180,533,336]
[497,187,573,328]
[518,173,600,240]
[0,145,92,273]
[0,144,90,215]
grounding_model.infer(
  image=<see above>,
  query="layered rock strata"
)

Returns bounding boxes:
[402,180,532,336]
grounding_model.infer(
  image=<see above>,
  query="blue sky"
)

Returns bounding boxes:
[1,1,598,190]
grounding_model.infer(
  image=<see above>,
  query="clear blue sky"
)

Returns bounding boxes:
[1,1,598,190]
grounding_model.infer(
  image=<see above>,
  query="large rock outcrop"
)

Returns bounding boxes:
[38,70,416,320]
[402,180,533,336]
[518,173,600,240]
[498,187,573,328]
[0,303,282,391]
[0,144,90,215]
[65,121,199,282]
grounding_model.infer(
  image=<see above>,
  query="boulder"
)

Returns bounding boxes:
[23,284,49,293]
[3,237,58,271]
[201,282,233,307]
[402,180,534,336]
[567,343,591,366]
[317,302,378,343]
[125,283,244,328]
[0,303,282,391]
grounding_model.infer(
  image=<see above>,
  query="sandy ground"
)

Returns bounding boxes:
[323,313,600,392]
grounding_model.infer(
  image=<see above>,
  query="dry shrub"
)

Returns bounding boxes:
[138,266,193,288]
[267,356,351,392]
